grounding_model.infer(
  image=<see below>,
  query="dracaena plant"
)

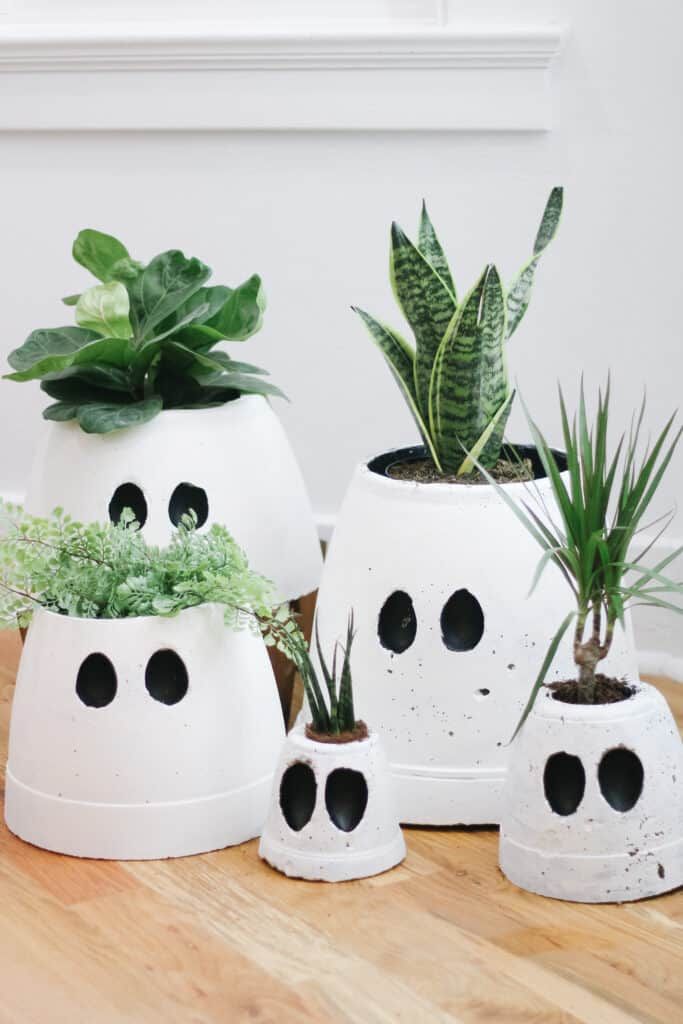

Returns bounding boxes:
[353,188,563,476]
[477,381,683,730]
[4,230,284,434]
[290,613,361,737]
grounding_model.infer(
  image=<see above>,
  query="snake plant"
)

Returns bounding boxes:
[294,613,358,736]
[353,188,563,475]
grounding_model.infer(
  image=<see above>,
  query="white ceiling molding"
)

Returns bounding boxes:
[0,21,566,131]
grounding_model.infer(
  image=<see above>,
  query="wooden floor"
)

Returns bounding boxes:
[0,631,681,1024]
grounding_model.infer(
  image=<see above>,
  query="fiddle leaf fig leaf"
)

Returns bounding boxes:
[75,282,133,339]
[206,274,265,340]
[73,229,133,283]
[76,397,163,434]
[128,250,212,340]
[6,327,102,378]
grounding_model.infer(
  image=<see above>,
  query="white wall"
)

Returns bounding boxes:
[1,1,682,663]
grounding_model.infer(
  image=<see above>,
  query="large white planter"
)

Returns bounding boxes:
[314,445,639,826]
[499,682,683,902]
[25,396,321,601]
[5,603,285,859]
[259,726,406,882]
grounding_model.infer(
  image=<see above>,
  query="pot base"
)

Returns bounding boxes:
[500,832,683,903]
[5,769,273,860]
[259,832,406,883]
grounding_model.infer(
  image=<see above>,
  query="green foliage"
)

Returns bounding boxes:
[354,189,563,475]
[0,503,305,669]
[475,380,683,725]
[292,613,359,736]
[5,230,284,434]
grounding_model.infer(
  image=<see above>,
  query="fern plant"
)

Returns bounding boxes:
[290,613,361,738]
[353,188,563,476]
[475,381,683,730]
[4,230,283,434]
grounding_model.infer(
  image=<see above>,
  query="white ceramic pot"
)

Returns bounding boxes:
[314,445,639,826]
[25,396,321,602]
[258,726,406,881]
[499,681,683,902]
[5,603,284,859]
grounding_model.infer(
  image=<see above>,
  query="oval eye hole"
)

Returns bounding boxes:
[168,483,209,529]
[325,768,369,832]
[109,483,148,529]
[544,751,586,816]
[76,652,117,708]
[280,762,317,832]
[598,747,644,812]
[378,590,417,653]
[145,649,189,705]
[440,589,484,651]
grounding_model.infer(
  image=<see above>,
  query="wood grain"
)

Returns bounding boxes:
[0,628,680,1023]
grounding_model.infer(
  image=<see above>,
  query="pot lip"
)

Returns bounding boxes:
[27,601,224,629]
[52,393,266,435]
[286,723,377,756]
[354,442,568,504]
[531,679,655,721]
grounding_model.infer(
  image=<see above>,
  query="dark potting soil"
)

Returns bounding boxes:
[549,676,635,705]
[305,721,369,744]
[387,456,534,485]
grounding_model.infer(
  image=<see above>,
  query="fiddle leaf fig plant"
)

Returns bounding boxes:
[5,230,284,434]
[353,188,563,476]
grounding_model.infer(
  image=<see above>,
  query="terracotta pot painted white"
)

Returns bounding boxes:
[25,396,321,601]
[314,445,639,826]
[499,681,683,902]
[258,726,406,882]
[5,603,284,859]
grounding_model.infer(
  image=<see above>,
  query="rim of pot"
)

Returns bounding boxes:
[24,602,222,628]
[53,393,265,430]
[359,442,568,504]
[289,724,376,755]
[530,680,648,722]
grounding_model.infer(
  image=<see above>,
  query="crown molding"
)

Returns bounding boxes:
[0,20,567,131]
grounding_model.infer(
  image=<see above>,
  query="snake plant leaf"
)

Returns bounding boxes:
[457,388,514,476]
[390,223,456,422]
[506,186,563,339]
[336,612,356,733]
[127,250,212,341]
[75,397,164,434]
[430,265,507,474]
[72,229,132,283]
[75,282,133,340]
[353,306,442,469]
[206,274,266,340]
[418,201,456,301]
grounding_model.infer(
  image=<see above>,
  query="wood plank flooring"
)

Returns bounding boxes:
[0,629,680,1023]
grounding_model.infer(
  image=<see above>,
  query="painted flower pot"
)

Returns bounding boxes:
[24,396,321,602]
[258,726,406,882]
[499,682,683,902]
[314,445,639,826]
[5,603,285,859]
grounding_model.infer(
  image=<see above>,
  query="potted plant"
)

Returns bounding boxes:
[0,501,302,860]
[314,188,639,826]
[4,229,322,613]
[259,614,406,882]
[481,382,683,902]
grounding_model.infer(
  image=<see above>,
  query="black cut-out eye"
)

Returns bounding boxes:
[280,762,316,832]
[76,652,117,708]
[598,748,644,812]
[440,589,484,651]
[168,483,209,528]
[544,751,585,815]
[145,649,189,705]
[109,483,147,528]
[325,768,368,832]
[378,590,417,653]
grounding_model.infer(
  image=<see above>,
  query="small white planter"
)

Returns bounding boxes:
[499,682,683,902]
[25,396,321,601]
[259,726,406,882]
[314,445,639,826]
[5,603,284,859]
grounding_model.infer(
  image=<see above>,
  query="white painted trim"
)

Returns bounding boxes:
[0,21,566,131]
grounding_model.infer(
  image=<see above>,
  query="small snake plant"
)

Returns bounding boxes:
[353,188,563,476]
[294,614,359,736]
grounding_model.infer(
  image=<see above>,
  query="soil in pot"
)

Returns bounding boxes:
[549,676,634,705]
[371,443,567,487]
[305,721,369,744]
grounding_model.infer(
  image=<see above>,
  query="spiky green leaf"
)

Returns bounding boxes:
[506,186,563,338]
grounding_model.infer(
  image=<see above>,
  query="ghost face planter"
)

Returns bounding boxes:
[5,603,284,859]
[259,727,406,882]
[499,682,683,902]
[314,446,639,826]
[25,396,321,602]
